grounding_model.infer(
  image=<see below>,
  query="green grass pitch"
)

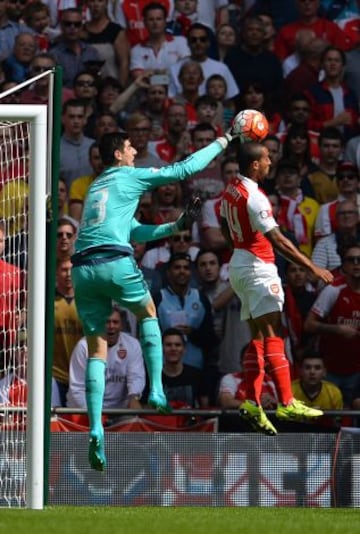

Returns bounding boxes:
[0,507,358,534]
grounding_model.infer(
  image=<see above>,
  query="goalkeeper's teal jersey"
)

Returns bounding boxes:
[74,140,224,255]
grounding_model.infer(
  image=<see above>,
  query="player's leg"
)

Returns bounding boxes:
[254,311,323,422]
[239,320,277,435]
[72,264,112,471]
[113,257,171,413]
[86,335,107,471]
[228,264,276,435]
[134,300,170,413]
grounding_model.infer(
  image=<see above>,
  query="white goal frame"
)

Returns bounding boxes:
[0,105,47,509]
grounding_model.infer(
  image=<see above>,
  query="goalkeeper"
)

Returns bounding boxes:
[71,130,236,471]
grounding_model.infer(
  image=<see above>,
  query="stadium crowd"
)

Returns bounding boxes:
[0,0,360,431]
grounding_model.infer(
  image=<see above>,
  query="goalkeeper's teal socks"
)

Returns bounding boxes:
[86,358,106,471]
[138,318,171,413]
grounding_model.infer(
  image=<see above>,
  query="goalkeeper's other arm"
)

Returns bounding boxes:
[129,196,202,243]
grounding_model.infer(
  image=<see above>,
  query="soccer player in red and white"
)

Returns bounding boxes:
[220,142,334,435]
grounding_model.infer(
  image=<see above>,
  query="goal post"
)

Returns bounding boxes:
[0,106,47,509]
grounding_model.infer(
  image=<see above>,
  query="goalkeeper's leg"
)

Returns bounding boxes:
[85,336,107,471]
[138,317,171,413]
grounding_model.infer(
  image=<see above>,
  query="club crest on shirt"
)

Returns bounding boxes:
[260,209,272,219]
[117,348,127,359]
[270,284,280,294]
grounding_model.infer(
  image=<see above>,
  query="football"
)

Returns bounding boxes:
[232,109,269,142]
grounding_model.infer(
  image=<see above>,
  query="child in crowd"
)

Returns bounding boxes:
[205,74,236,131]
[22,2,60,51]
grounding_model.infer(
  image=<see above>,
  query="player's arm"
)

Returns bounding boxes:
[265,227,334,284]
[139,130,239,187]
[130,197,201,243]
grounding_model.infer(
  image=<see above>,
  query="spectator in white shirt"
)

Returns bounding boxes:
[130,2,190,78]
[67,306,145,409]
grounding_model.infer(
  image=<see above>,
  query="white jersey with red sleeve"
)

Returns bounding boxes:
[314,199,338,238]
[220,176,277,263]
[200,195,221,231]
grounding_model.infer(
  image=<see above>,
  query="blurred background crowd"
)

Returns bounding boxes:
[0,0,360,430]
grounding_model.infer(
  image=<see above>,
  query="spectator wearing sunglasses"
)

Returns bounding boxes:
[20,52,73,104]
[141,229,199,292]
[50,8,100,88]
[305,241,360,407]
[56,216,78,261]
[69,70,100,136]
[168,22,239,101]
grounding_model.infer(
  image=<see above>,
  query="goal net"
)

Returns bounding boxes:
[0,120,29,507]
[0,105,48,509]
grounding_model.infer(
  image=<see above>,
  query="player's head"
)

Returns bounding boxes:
[237,142,271,182]
[99,131,136,167]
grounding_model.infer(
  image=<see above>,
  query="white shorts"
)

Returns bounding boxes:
[229,255,284,321]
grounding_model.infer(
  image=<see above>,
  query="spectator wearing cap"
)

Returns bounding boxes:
[314,161,360,238]
[276,158,320,258]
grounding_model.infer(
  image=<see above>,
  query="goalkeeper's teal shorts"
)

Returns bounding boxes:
[71,255,151,335]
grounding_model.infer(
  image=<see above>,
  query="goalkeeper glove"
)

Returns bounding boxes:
[174,195,202,232]
[217,124,241,149]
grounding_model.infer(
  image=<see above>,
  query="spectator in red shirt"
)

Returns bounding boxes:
[305,241,360,407]
[283,36,328,104]
[274,0,352,61]
[151,102,192,163]
[305,45,360,141]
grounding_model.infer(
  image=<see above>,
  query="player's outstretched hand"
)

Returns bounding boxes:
[174,195,202,231]
[312,266,334,285]
[224,124,242,143]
